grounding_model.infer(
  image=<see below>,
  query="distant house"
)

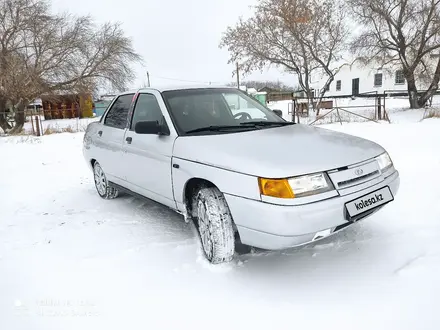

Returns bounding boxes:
[93,94,116,117]
[94,100,112,117]
[258,86,275,93]
[40,93,94,120]
[99,94,117,102]
[310,58,434,98]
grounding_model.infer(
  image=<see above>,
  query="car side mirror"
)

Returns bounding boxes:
[273,109,283,117]
[135,120,170,135]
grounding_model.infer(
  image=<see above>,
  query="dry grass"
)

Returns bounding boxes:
[7,128,27,136]
[424,108,440,119]
[43,126,57,135]
[43,124,76,135]
[61,126,75,133]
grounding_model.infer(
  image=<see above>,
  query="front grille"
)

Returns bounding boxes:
[337,170,380,188]
[328,159,381,191]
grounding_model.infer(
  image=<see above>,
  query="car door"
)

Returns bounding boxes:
[96,93,134,183]
[122,91,177,209]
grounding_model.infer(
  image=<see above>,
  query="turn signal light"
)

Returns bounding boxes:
[258,178,295,199]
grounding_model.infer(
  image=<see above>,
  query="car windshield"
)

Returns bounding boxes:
[161,88,288,135]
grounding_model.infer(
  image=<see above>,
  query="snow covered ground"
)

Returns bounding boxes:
[1,114,440,330]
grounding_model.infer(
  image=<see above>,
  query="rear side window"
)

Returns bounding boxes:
[131,93,163,130]
[104,94,134,129]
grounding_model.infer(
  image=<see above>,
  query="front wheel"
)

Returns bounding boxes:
[194,187,235,264]
[93,162,119,199]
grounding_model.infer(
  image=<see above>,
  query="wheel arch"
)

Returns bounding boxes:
[183,177,216,217]
[182,177,241,239]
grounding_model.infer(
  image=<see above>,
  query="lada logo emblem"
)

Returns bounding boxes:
[355,168,364,176]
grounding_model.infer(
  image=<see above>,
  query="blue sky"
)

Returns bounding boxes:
[51,0,295,90]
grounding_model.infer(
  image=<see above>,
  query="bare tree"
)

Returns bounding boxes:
[0,0,47,132]
[0,0,142,133]
[349,0,440,108]
[220,0,349,114]
[293,0,350,110]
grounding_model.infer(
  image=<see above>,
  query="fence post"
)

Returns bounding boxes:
[292,100,296,123]
[377,96,382,120]
[35,116,41,136]
[374,96,377,120]
[335,99,343,125]
[31,115,35,135]
[40,113,44,135]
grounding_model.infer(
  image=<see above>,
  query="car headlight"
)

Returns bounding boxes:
[376,152,393,172]
[258,172,334,199]
[288,172,334,198]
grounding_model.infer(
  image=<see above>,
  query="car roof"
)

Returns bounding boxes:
[117,85,237,96]
[146,84,237,92]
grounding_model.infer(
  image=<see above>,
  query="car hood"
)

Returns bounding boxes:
[173,124,385,178]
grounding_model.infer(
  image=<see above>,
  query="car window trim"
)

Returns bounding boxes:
[102,93,135,130]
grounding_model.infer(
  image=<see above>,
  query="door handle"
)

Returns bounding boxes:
[98,130,102,137]
[126,136,132,144]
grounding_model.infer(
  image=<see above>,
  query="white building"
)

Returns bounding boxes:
[310,61,430,98]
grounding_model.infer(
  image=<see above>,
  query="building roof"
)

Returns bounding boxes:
[258,86,275,92]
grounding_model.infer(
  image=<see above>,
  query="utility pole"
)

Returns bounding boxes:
[147,71,151,87]
[236,62,240,88]
[236,62,241,110]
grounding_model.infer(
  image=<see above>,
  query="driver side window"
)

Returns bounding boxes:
[131,93,163,130]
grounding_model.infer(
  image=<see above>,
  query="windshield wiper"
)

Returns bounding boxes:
[186,125,253,134]
[239,121,295,126]
[185,121,294,134]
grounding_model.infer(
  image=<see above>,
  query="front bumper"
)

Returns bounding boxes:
[225,170,400,250]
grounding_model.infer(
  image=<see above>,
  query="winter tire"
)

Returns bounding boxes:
[93,162,119,199]
[194,187,235,264]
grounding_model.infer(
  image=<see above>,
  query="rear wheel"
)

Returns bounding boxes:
[93,162,119,199]
[193,187,235,264]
